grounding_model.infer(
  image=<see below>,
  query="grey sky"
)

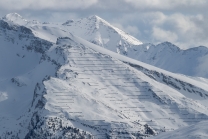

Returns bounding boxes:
[0,0,207,49]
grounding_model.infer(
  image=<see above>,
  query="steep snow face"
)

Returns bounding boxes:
[0,19,57,138]
[0,20,40,79]
[62,15,142,54]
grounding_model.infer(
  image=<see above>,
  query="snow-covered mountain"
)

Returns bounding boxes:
[128,42,208,78]
[2,13,41,25]
[1,13,208,139]
[62,15,142,53]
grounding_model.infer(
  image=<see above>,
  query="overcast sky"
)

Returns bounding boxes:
[0,0,207,49]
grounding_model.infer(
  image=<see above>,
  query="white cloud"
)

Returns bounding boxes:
[152,27,178,43]
[125,26,140,36]
[0,0,207,13]
[112,23,140,36]
[149,13,208,48]
[0,0,98,10]
[108,11,208,48]
[124,0,207,10]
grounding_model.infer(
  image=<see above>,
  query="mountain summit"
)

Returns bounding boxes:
[63,15,142,54]
[3,13,41,25]
[3,13,28,25]
[3,13,24,20]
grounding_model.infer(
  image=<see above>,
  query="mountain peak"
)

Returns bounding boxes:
[3,13,25,21]
[62,15,142,48]
[87,15,109,25]
[89,15,100,19]
[2,13,28,25]
[157,41,180,52]
[159,41,175,46]
[185,45,208,53]
[88,15,102,20]
[2,13,41,25]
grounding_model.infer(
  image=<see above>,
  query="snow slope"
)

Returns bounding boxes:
[150,120,208,139]
[1,14,208,139]
[0,19,57,138]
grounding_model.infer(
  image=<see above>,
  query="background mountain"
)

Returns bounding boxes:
[1,13,208,139]
[128,42,208,78]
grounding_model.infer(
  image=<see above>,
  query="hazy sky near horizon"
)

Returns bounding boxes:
[0,0,207,49]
